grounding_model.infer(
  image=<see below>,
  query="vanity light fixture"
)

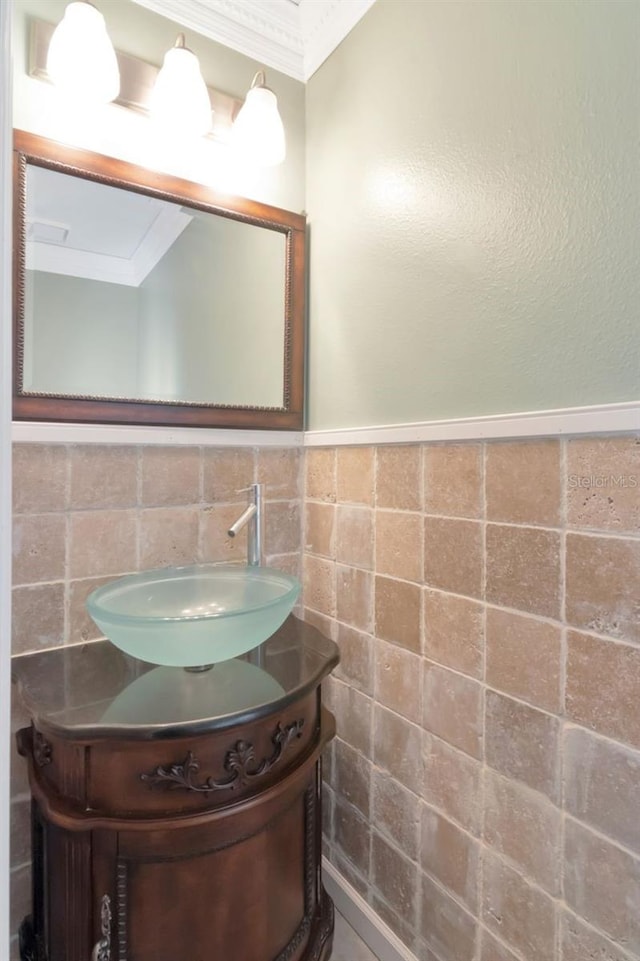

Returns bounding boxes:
[232,71,286,167]
[46,0,120,105]
[149,34,212,139]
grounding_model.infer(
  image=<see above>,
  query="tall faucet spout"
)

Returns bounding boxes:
[227,504,256,538]
[227,484,264,566]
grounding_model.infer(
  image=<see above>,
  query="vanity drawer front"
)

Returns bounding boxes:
[85,691,320,817]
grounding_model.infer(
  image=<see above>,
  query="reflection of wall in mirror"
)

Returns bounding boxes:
[138,212,286,408]
[25,271,140,398]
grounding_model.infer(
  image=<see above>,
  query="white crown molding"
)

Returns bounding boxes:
[300,0,376,79]
[304,401,640,447]
[130,0,377,82]
[132,0,305,80]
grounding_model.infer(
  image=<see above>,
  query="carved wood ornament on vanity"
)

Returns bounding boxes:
[140,719,305,794]
[16,677,336,961]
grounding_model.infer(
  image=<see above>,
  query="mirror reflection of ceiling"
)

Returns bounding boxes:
[26,167,193,287]
[23,165,288,410]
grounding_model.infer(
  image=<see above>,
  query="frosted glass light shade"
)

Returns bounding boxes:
[46,1,120,105]
[232,79,286,167]
[150,38,212,138]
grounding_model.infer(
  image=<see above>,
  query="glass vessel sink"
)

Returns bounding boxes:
[86,564,300,667]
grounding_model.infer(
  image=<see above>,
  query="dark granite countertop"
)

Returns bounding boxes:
[12,616,339,741]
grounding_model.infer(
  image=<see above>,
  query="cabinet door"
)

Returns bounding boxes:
[110,775,320,961]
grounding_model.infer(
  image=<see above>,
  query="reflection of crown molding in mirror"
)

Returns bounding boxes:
[29,18,242,145]
[13,129,306,431]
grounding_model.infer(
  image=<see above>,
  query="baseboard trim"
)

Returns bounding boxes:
[322,857,419,961]
[305,401,640,447]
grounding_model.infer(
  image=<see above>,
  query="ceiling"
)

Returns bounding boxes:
[130,0,376,82]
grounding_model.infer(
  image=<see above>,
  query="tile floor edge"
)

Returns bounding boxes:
[322,856,419,961]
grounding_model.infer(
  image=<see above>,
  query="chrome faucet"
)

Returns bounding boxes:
[227,483,264,566]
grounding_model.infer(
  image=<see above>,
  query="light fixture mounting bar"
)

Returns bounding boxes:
[29,17,243,143]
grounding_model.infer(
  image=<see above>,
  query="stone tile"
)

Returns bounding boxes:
[372,770,420,861]
[484,769,561,894]
[560,910,636,961]
[567,436,640,534]
[202,448,255,503]
[335,798,370,878]
[70,444,138,509]
[564,819,640,954]
[486,524,561,619]
[69,577,115,644]
[424,443,482,519]
[370,896,417,955]
[336,447,374,505]
[332,681,372,757]
[374,575,421,653]
[256,447,300,500]
[423,733,482,836]
[486,440,561,527]
[479,928,522,961]
[482,850,556,961]
[421,872,477,961]
[372,833,418,927]
[303,608,336,641]
[336,506,374,569]
[302,555,335,618]
[334,854,370,900]
[375,510,423,583]
[264,500,301,555]
[305,448,336,503]
[304,502,335,557]
[486,607,562,713]
[200,502,247,563]
[69,510,137,580]
[139,507,199,569]
[140,446,201,506]
[424,517,482,599]
[10,696,30,798]
[564,725,640,854]
[566,533,640,643]
[335,623,373,695]
[421,805,479,911]
[566,631,640,750]
[13,443,68,513]
[373,704,423,794]
[12,582,64,655]
[10,798,30,869]
[375,640,422,724]
[336,565,372,632]
[486,690,560,802]
[376,445,421,511]
[12,513,66,586]
[423,590,483,679]
[423,662,483,760]
[334,739,371,818]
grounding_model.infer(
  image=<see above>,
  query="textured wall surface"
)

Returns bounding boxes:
[9,443,302,958]
[303,434,640,961]
[305,0,640,429]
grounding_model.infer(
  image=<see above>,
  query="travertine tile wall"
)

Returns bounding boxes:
[303,436,640,961]
[9,442,302,956]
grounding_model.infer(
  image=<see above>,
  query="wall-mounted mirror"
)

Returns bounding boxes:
[13,130,305,429]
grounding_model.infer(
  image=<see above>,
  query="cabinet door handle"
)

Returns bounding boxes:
[90,895,111,961]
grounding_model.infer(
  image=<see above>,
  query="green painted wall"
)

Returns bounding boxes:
[305,0,640,429]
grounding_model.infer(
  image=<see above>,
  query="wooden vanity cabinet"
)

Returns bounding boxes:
[14,625,339,961]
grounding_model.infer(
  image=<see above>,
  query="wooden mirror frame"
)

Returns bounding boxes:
[13,130,306,430]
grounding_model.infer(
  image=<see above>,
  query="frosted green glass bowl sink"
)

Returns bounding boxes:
[86,564,300,667]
